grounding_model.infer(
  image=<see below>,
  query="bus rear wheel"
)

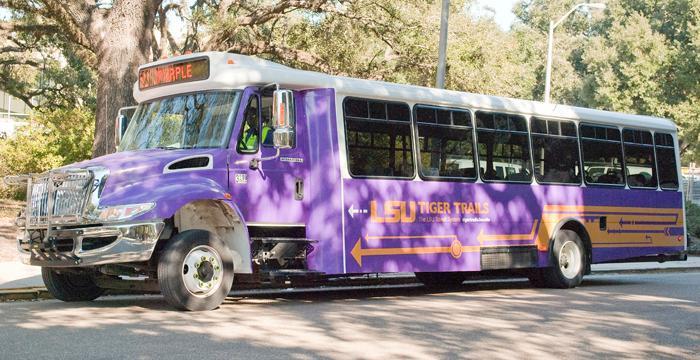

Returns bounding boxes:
[530,229,586,288]
[157,230,234,311]
[416,272,465,288]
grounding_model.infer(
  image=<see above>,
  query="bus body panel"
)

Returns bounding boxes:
[339,179,684,274]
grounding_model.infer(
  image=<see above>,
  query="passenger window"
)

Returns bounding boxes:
[623,129,657,189]
[531,118,581,184]
[260,95,274,147]
[343,98,414,178]
[580,124,624,185]
[236,95,260,153]
[415,106,476,180]
[475,111,532,182]
[655,133,679,190]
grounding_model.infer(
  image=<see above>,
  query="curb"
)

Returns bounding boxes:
[0,287,51,302]
[591,267,700,275]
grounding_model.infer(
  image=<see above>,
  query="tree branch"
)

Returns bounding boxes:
[237,0,334,26]
[0,22,60,35]
[226,40,343,75]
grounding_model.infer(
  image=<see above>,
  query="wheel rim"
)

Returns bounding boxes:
[558,240,582,279]
[182,245,224,297]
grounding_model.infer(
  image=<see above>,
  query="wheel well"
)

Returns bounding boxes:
[558,220,592,274]
[168,200,252,274]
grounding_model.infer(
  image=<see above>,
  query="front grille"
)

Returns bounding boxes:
[26,170,93,227]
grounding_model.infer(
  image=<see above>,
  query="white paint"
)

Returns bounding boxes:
[134,52,677,133]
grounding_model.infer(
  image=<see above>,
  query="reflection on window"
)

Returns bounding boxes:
[237,96,260,153]
[623,129,657,188]
[415,106,476,179]
[531,118,580,184]
[580,124,624,185]
[655,132,679,190]
[119,91,239,151]
[476,111,531,182]
[261,95,274,147]
[344,98,413,178]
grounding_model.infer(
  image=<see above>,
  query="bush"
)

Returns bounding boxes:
[685,201,700,238]
[0,107,94,200]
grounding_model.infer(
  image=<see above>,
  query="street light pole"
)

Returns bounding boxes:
[544,21,555,104]
[436,0,450,89]
[543,2,606,103]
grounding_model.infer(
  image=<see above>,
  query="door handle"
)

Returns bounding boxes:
[295,178,304,201]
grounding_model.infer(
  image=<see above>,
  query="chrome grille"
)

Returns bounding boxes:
[26,170,94,227]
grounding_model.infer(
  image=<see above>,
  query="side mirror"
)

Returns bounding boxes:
[272,90,295,149]
[115,106,137,146]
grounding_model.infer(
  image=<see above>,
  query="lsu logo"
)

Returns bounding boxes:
[370,201,416,223]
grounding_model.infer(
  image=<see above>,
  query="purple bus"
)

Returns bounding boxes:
[5,52,687,311]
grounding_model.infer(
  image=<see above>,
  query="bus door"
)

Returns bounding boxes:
[228,87,308,225]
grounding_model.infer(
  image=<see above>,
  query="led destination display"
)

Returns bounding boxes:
[138,57,209,90]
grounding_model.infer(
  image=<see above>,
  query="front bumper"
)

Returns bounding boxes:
[18,221,165,267]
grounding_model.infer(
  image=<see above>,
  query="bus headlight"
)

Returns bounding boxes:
[94,203,155,222]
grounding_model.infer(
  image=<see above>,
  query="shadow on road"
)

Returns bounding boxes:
[0,273,697,359]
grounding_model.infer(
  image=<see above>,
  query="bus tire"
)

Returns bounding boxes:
[158,230,234,311]
[541,229,586,288]
[415,272,464,288]
[42,267,104,302]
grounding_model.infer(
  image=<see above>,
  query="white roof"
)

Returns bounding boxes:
[134,51,677,133]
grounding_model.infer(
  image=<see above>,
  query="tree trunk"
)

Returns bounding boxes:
[91,1,158,157]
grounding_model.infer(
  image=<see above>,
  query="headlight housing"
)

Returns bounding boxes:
[93,203,155,222]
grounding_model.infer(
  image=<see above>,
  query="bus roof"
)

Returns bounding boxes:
[134,51,677,133]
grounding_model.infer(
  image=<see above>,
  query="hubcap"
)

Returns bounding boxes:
[182,245,223,297]
[559,240,582,279]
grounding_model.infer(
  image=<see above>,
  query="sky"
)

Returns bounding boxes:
[471,0,520,30]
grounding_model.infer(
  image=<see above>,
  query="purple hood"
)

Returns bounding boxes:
[67,148,231,220]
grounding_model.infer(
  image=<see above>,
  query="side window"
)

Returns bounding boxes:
[655,132,679,190]
[580,124,624,185]
[261,94,274,147]
[343,98,414,178]
[623,129,657,189]
[531,118,581,184]
[415,105,476,180]
[475,111,532,182]
[236,95,260,153]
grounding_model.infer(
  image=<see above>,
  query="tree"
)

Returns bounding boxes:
[515,0,700,161]
[1,0,434,157]
[0,0,159,157]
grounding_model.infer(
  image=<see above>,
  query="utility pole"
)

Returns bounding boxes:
[435,0,450,89]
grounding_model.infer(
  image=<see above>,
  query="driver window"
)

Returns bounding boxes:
[237,95,260,153]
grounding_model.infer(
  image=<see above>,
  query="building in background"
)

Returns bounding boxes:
[0,90,30,139]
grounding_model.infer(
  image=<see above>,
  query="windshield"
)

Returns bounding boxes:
[119,91,241,151]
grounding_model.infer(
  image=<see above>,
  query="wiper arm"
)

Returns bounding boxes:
[155,145,195,150]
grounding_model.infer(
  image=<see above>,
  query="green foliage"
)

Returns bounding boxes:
[516,0,700,162]
[0,107,94,199]
[685,201,700,238]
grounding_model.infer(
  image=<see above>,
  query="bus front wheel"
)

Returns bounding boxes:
[42,267,104,302]
[157,230,234,311]
[530,229,586,288]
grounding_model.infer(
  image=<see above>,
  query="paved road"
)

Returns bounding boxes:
[0,273,698,359]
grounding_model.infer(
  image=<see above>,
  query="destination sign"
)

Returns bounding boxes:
[138,57,209,90]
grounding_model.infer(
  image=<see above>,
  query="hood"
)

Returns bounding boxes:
[70,148,224,182]
[64,148,229,208]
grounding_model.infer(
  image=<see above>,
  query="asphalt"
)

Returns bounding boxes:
[0,272,698,359]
